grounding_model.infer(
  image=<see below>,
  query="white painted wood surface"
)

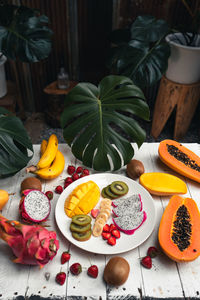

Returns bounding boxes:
[0,143,200,300]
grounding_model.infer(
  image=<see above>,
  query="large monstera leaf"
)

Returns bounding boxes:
[61,75,149,171]
[0,5,52,62]
[108,15,170,88]
[0,108,33,177]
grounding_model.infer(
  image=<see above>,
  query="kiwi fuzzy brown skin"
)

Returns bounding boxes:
[103,257,130,286]
[21,177,42,193]
[72,230,92,241]
[126,159,145,180]
[110,181,129,196]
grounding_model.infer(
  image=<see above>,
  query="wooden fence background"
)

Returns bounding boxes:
[5,0,199,115]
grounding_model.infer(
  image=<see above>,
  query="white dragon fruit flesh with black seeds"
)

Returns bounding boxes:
[19,189,51,223]
[112,211,147,235]
[112,194,141,207]
[112,198,142,217]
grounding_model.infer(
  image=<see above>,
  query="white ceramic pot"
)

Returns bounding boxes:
[0,54,7,98]
[165,33,200,84]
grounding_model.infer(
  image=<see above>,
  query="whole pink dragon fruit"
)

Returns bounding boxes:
[0,214,59,268]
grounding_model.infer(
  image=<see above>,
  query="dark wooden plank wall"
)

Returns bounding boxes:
[5,0,198,114]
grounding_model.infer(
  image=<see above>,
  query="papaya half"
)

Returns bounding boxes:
[158,195,200,262]
[139,172,187,196]
[158,139,200,183]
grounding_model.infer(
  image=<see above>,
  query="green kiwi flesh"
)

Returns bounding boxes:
[110,181,129,195]
[70,222,91,233]
[104,185,120,199]
[72,230,92,241]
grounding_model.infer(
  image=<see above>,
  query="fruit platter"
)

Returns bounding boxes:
[55,173,156,254]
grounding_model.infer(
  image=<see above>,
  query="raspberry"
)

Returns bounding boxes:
[55,185,63,194]
[72,173,79,181]
[83,169,90,175]
[76,166,83,173]
[67,165,75,175]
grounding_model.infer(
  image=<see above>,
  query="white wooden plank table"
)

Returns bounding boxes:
[1,143,200,300]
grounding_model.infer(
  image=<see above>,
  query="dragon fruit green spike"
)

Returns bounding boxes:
[0,215,59,268]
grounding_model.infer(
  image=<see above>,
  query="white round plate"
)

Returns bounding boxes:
[55,173,156,255]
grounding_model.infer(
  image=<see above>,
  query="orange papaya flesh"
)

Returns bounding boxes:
[158,195,200,262]
[158,139,200,183]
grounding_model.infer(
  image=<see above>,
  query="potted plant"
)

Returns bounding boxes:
[165,0,200,84]
[0,4,53,96]
[107,15,171,89]
[61,75,150,171]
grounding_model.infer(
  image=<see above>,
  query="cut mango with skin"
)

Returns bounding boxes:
[64,181,100,217]
[139,172,187,196]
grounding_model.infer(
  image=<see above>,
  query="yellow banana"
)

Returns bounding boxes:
[35,150,65,179]
[37,134,58,169]
[40,139,48,156]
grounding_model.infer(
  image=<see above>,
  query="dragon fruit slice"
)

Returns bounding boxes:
[19,189,51,223]
[0,214,59,268]
[112,198,142,217]
[112,194,141,207]
[112,211,147,235]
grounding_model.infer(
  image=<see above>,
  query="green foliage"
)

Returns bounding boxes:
[61,75,149,171]
[108,15,170,88]
[0,5,52,62]
[0,108,33,177]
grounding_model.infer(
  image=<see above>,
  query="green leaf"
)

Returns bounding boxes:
[61,75,149,171]
[0,5,52,62]
[0,108,33,177]
[108,15,171,88]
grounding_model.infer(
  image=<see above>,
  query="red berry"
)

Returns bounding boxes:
[103,224,110,232]
[141,256,152,269]
[76,166,83,173]
[61,251,71,264]
[83,169,90,175]
[55,185,63,194]
[72,173,79,181]
[91,209,99,219]
[87,265,98,278]
[70,263,82,275]
[67,165,75,175]
[45,191,53,200]
[102,232,111,240]
[109,224,117,232]
[65,177,73,184]
[64,182,71,189]
[80,174,87,178]
[55,272,66,285]
[111,229,120,239]
[147,246,159,258]
[107,236,116,246]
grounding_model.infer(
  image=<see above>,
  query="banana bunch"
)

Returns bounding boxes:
[27,134,65,180]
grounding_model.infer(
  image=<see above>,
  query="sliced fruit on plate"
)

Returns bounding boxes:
[113,211,147,235]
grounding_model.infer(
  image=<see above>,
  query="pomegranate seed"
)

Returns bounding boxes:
[72,173,79,181]
[83,169,90,175]
[55,185,63,194]
[76,166,83,173]
[67,165,75,175]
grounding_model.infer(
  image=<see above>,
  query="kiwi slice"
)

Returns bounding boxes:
[72,230,92,241]
[72,214,91,226]
[101,187,112,199]
[105,185,120,199]
[70,222,91,233]
[110,181,129,195]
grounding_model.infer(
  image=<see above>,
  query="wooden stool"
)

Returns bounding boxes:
[43,80,78,127]
[151,76,200,140]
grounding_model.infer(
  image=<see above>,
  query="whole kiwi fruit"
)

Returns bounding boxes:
[21,177,42,193]
[126,159,145,180]
[103,256,130,286]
